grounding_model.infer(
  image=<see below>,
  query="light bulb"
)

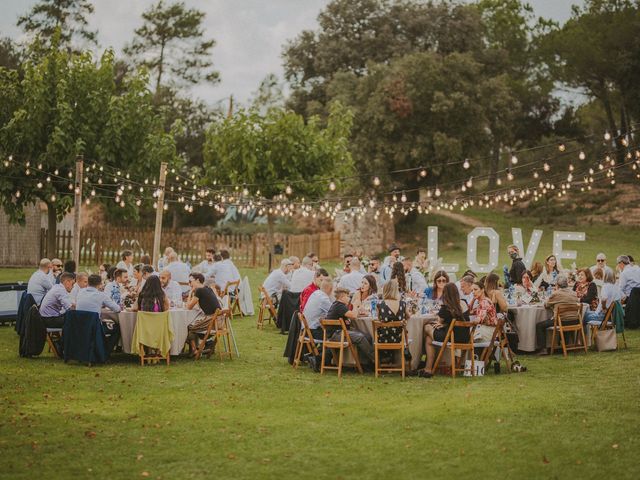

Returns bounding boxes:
[285,185,292,195]
[511,155,518,165]
[373,176,380,186]
[604,131,611,141]
[543,163,550,172]
[419,169,427,178]
[329,181,336,191]
[579,151,586,160]
[463,159,470,169]
[558,143,565,152]
[401,192,407,202]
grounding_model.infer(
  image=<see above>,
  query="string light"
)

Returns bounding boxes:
[463,159,470,169]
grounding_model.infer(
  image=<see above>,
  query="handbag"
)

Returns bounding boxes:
[595,329,617,352]
[463,354,485,377]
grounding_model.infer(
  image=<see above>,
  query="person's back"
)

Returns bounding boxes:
[137,276,168,312]
[28,261,54,304]
[77,275,121,314]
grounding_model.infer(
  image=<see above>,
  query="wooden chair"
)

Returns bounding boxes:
[134,311,172,366]
[224,280,242,319]
[214,309,233,361]
[432,320,478,378]
[191,310,220,360]
[46,327,63,358]
[588,301,628,350]
[293,312,321,368]
[319,319,364,378]
[257,286,277,330]
[479,319,514,372]
[373,320,407,379]
[549,303,587,357]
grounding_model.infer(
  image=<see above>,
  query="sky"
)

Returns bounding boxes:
[0,0,583,107]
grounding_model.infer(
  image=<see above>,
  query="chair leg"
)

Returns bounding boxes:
[559,329,568,357]
[622,332,627,349]
[374,345,379,378]
[450,345,456,378]
[550,328,556,355]
[293,338,302,368]
[579,327,588,353]
[337,345,344,379]
[320,343,327,375]
[348,342,363,374]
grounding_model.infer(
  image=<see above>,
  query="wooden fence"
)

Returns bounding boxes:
[40,228,340,269]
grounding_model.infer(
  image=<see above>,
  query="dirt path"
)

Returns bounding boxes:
[431,209,484,227]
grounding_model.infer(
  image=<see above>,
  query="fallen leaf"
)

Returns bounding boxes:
[227,453,236,460]
[141,472,149,477]
[612,444,619,449]
[137,454,144,461]
[84,431,96,439]
[543,456,550,464]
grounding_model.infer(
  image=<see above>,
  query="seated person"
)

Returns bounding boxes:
[424,270,449,302]
[483,273,508,314]
[27,258,54,305]
[337,257,365,294]
[420,283,470,378]
[134,275,170,312]
[573,268,598,311]
[584,270,622,324]
[105,268,129,306]
[159,270,183,306]
[290,256,316,292]
[186,273,222,350]
[70,272,88,303]
[262,258,293,306]
[403,258,427,295]
[76,275,121,314]
[350,275,378,314]
[301,279,334,371]
[468,281,498,343]
[39,272,76,328]
[299,268,330,312]
[457,275,475,309]
[376,279,409,363]
[535,274,579,354]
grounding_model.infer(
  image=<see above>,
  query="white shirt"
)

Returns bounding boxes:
[290,266,315,292]
[407,268,427,294]
[76,287,121,314]
[163,261,191,293]
[302,289,332,329]
[163,280,183,305]
[619,264,640,297]
[27,269,54,304]
[598,282,623,313]
[70,284,85,303]
[338,270,365,294]
[590,264,613,278]
[196,260,217,278]
[214,259,241,292]
[116,261,135,282]
[263,268,291,299]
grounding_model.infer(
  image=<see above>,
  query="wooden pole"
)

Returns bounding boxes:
[152,162,168,269]
[72,155,84,268]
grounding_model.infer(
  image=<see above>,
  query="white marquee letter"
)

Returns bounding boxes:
[553,231,586,269]
[467,227,500,273]
[511,228,543,269]
[428,226,460,275]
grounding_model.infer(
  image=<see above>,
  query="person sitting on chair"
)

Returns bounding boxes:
[302,279,334,372]
[299,268,330,312]
[135,276,170,312]
[262,258,293,307]
[186,273,222,352]
[39,272,76,328]
[534,274,579,354]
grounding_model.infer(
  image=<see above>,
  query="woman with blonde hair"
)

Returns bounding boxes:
[376,280,409,362]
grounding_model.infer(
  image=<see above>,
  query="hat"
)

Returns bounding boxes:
[388,244,400,253]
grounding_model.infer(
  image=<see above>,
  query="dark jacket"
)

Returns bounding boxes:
[20,305,46,357]
[509,258,527,285]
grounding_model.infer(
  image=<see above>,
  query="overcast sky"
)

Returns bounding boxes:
[0,0,582,107]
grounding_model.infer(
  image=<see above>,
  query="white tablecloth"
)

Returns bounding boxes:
[509,304,589,352]
[102,309,199,355]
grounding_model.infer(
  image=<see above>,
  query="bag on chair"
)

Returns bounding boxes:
[463,355,485,377]
[595,329,617,352]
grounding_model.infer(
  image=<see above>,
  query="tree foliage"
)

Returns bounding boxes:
[125,0,219,92]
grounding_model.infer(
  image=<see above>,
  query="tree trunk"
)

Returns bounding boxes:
[46,202,57,259]
[488,139,501,188]
[155,38,166,94]
[267,212,275,273]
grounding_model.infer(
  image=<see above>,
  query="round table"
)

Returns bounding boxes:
[102,309,199,355]
[351,313,438,370]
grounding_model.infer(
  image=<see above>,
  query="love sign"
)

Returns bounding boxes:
[427,226,586,274]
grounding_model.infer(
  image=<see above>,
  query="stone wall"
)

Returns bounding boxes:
[334,208,395,257]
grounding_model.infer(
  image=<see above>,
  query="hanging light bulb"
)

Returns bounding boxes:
[604,131,611,141]
[400,192,407,203]
[419,169,427,178]
[50,194,56,202]
[543,162,550,172]
[434,187,441,197]
[533,170,539,179]
[558,143,565,152]
[511,154,518,165]
[36,181,43,189]
[329,181,336,191]
[285,185,292,195]
[579,151,586,160]
[463,159,470,169]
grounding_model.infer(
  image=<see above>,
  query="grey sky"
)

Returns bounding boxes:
[0,0,582,107]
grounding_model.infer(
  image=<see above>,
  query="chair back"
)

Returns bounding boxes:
[554,303,582,326]
[448,320,477,347]
[132,311,174,356]
[224,280,240,296]
[320,318,346,343]
[63,310,108,364]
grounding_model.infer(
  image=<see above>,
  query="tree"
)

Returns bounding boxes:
[0,35,176,257]
[17,0,98,49]
[125,0,219,93]
[0,37,21,70]
[203,102,354,253]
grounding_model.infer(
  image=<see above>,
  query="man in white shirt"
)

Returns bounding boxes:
[302,279,333,332]
[115,250,135,283]
[163,252,191,294]
[381,244,401,283]
[70,272,89,303]
[263,258,293,304]
[403,258,427,294]
[288,256,301,274]
[338,257,365,294]
[291,256,315,292]
[158,247,175,271]
[27,258,54,304]
[214,250,241,293]
[590,253,614,278]
[196,248,217,278]
[76,275,121,314]
[159,270,184,306]
[617,255,640,299]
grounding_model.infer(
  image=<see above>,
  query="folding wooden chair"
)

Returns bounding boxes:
[432,320,478,378]
[373,320,407,379]
[214,309,233,361]
[479,319,514,372]
[134,311,172,366]
[588,301,628,350]
[549,303,587,357]
[191,310,220,360]
[257,286,277,330]
[293,312,321,368]
[46,327,63,358]
[224,280,243,320]
[319,319,364,378]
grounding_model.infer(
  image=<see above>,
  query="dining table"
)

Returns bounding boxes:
[101,308,199,356]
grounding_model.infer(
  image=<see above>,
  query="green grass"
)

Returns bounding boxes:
[1,264,640,479]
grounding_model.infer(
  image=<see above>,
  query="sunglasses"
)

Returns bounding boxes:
[436,278,447,283]
[597,259,606,262]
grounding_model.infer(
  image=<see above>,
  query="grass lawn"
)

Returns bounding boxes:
[1,262,640,479]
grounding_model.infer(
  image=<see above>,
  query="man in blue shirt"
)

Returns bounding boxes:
[76,275,121,314]
[27,258,54,304]
[39,272,75,328]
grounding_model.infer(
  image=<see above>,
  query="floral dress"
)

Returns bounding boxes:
[377,300,407,343]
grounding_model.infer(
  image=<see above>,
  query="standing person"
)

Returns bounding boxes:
[39,272,75,328]
[116,250,135,281]
[403,257,427,295]
[420,283,470,378]
[70,272,89,303]
[507,245,527,286]
[163,252,191,294]
[338,257,365,294]
[590,253,614,278]
[300,268,330,312]
[196,248,217,278]
[214,249,241,293]
[291,256,316,292]
[533,254,560,290]
[262,259,293,307]
[381,244,401,283]
[135,275,170,313]
[27,258,54,304]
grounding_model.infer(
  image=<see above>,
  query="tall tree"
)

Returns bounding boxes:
[0,37,21,70]
[125,0,219,93]
[203,102,354,253]
[17,0,98,49]
[0,35,176,257]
